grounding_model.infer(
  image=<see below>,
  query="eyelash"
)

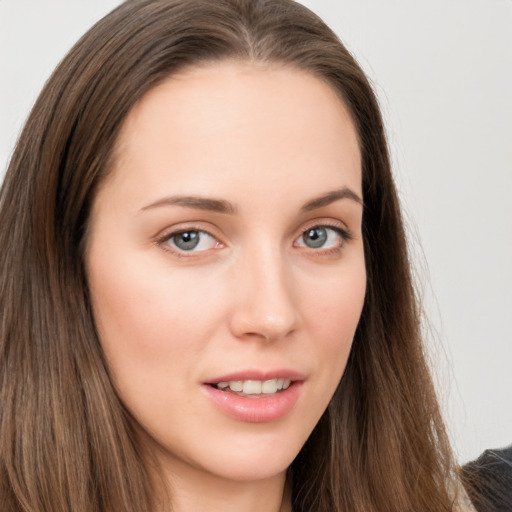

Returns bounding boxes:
[157,227,222,259]
[294,222,353,256]
[157,222,352,258]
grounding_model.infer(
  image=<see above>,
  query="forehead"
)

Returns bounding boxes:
[103,61,361,209]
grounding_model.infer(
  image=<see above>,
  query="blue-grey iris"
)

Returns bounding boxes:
[173,231,200,251]
[303,227,327,248]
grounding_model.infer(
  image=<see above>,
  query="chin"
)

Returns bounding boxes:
[150,424,307,484]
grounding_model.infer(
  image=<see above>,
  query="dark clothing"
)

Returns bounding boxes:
[462,445,512,512]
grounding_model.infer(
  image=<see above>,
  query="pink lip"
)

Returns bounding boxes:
[202,369,305,423]
[205,369,306,385]
[202,382,303,423]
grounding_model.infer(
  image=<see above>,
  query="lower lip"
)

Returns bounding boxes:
[202,382,303,423]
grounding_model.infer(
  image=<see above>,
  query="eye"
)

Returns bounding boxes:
[164,229,221,253]
[295,225,348,250]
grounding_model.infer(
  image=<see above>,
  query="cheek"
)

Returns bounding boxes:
[86,259,230,436]
[302,260,366,379]
[87,252,223,379]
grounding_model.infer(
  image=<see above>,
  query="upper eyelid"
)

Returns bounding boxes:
[296,218,352,238]
[155,222,223,242]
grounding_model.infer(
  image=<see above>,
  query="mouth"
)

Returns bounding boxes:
[210,378,292,397]
[203,371,304,422]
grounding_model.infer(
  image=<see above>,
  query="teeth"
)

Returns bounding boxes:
[215,378,293,394]
[261,379,278,394]
[229,381,243,392]
[243,380,262,394]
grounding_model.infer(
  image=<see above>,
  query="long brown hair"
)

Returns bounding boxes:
[0,1,458,510]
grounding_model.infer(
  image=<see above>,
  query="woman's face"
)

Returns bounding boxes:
[86,62,365,485]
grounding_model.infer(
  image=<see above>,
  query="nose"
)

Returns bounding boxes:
[229,247,299,343]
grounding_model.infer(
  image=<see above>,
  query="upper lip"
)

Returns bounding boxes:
[205,369,306,385]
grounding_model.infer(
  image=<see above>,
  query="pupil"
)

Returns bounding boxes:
[304,228,327,248]
[174,231,200,250]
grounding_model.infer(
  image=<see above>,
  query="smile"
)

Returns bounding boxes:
[215,378,291,395]
[203,371,304,423]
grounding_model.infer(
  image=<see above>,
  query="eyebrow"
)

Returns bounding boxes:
[140,187,362,214]
[141,195,237,214]
[300,187,363,212]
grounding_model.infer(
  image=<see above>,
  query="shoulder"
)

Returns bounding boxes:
[460,445,512,512]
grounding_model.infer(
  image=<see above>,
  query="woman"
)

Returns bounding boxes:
[0,1,466,510]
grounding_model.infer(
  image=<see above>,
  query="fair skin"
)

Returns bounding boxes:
[86,61,366,512]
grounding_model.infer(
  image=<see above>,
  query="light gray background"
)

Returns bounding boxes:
[1,1,510,464]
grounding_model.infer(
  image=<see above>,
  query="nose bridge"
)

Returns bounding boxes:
[230,239,298,341]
